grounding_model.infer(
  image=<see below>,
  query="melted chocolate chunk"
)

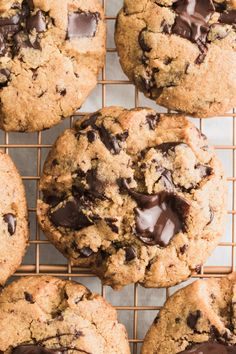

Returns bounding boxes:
[187,310,201,329]
[170,0,215,63]
[3,213,16,235]
[178,342,236,354]
[121,179,190,247]
[12,346,65,354]
[146,114,160,130]
[125,246,136,261]
[219,10,236,25]
[49,200,92,230]
[172,0,215,43]
[67,12,99,39]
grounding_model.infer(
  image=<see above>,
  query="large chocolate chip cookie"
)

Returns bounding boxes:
[37,107,227,289]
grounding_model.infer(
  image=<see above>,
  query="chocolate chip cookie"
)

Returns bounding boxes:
[0,150,28,285]
[37,107,227,289]
[115,0,236,117]
[0,0,105,132]
[0,276,130,354]
[141,273,236,354]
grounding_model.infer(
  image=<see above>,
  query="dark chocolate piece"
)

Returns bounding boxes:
[125,246,136,261]
[44,195,64,207]
[0,1,47,58]
[219,10,236,25]
[56,87,67,96]
[105,217,119,233]
[3,213,16,235]
[87,130,96,143]
[146,114,160,130]
[97,124,123,154]
[138,28,151,52]
[86,168,106,199]
[172,0,215,43]
[79,113,127,155]
[67,12,99,39]
[170,0,216,63]
[26,10,46,33]
[24,292,34,303]
[156,141,183,154]
[80,246,94,257]
[80,112,100,130]
[49,200,92,230]
[187,310,201,329]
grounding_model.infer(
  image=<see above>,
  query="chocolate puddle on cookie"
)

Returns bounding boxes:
[178,341,236,353]
[172,0,215,43]
[120,179,190,247]
[163,0,236,64]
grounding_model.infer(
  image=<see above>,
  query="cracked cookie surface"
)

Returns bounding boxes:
[141,273,236,354]
[0,0,105,132]
[115,0,236,117]
[0,150,28,285]
[37,107,227,290]
[0,276,130,354]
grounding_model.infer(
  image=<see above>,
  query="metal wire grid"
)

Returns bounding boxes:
[0,1,235,353]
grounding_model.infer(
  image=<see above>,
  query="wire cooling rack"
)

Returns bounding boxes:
[1,1,235,353]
